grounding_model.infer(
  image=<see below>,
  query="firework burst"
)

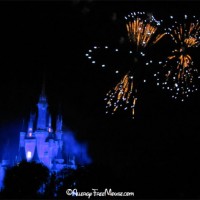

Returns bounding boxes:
[86,12,165,118]
[125,12,166,51]
[155,15,200,101]
[105,12,165,118]
[104,71,137,118]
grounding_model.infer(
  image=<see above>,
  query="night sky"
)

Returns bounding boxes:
[0,0,200,198]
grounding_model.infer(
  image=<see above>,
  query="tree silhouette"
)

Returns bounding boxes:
[44,171,57,198]
[2,161,49,198]
[56,164,115,198]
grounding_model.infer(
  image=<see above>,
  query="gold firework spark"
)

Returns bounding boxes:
[105,72,137,118]
[126,14,165,50]
[165,50,193,82]
[171,22,200,47]
[157,16,200,100]
[105,12,165,118]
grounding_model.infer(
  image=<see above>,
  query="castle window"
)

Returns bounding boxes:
[27,151,32,159]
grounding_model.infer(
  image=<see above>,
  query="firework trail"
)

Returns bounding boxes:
[155,15,200,101]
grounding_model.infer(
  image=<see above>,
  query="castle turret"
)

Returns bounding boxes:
[56,114,63,140]
[27,113,35,137]
[17,120,26,163]
[24,113,36,161]
[37,83,48,130]
[18,132,26,163]
[55,114,63,157]
[48,114,53,133]
[19,119,26,147]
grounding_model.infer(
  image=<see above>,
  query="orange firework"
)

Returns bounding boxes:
[125,12,166,51]
[156,15,200,100]
[105,72,137,118]
[105,12,165,118]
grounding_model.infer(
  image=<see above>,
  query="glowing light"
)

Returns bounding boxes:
[27,151,32,159]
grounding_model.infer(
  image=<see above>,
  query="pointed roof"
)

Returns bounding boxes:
[48,114,52,127]
[21,119,26,132]
[39,73,47,102]
[56,112,63,132]
[28,112,35,129]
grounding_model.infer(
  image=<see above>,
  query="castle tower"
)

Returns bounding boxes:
[17,120,26,163]
[27,113,35,137]
[55,113,63,141]
[24,113,36,161]
[17,132,26,163]
[37,83,48,130]
[34,81,50,165]
[48,114,53,133]
[54,111,64,170]
[19,119,26,147]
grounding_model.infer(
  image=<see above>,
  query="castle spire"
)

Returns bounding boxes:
[21,118,25,132]
[37,74,48,130]
[39,74,47,102]
[56,104,63,132]
[55,104,63,142]
[56,114,63,132]
[48,114,53,133]
[27,113,35,137]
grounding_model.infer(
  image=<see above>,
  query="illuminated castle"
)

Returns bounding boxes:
[0,82,91,189]
[16,84,76,171]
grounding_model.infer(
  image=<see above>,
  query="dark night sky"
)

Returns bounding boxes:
[0,0,200,197]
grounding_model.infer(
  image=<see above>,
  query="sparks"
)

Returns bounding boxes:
[105,72,137,117]
[85,12,166,118]
[156,15,200,100]
[125,12,166,51]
